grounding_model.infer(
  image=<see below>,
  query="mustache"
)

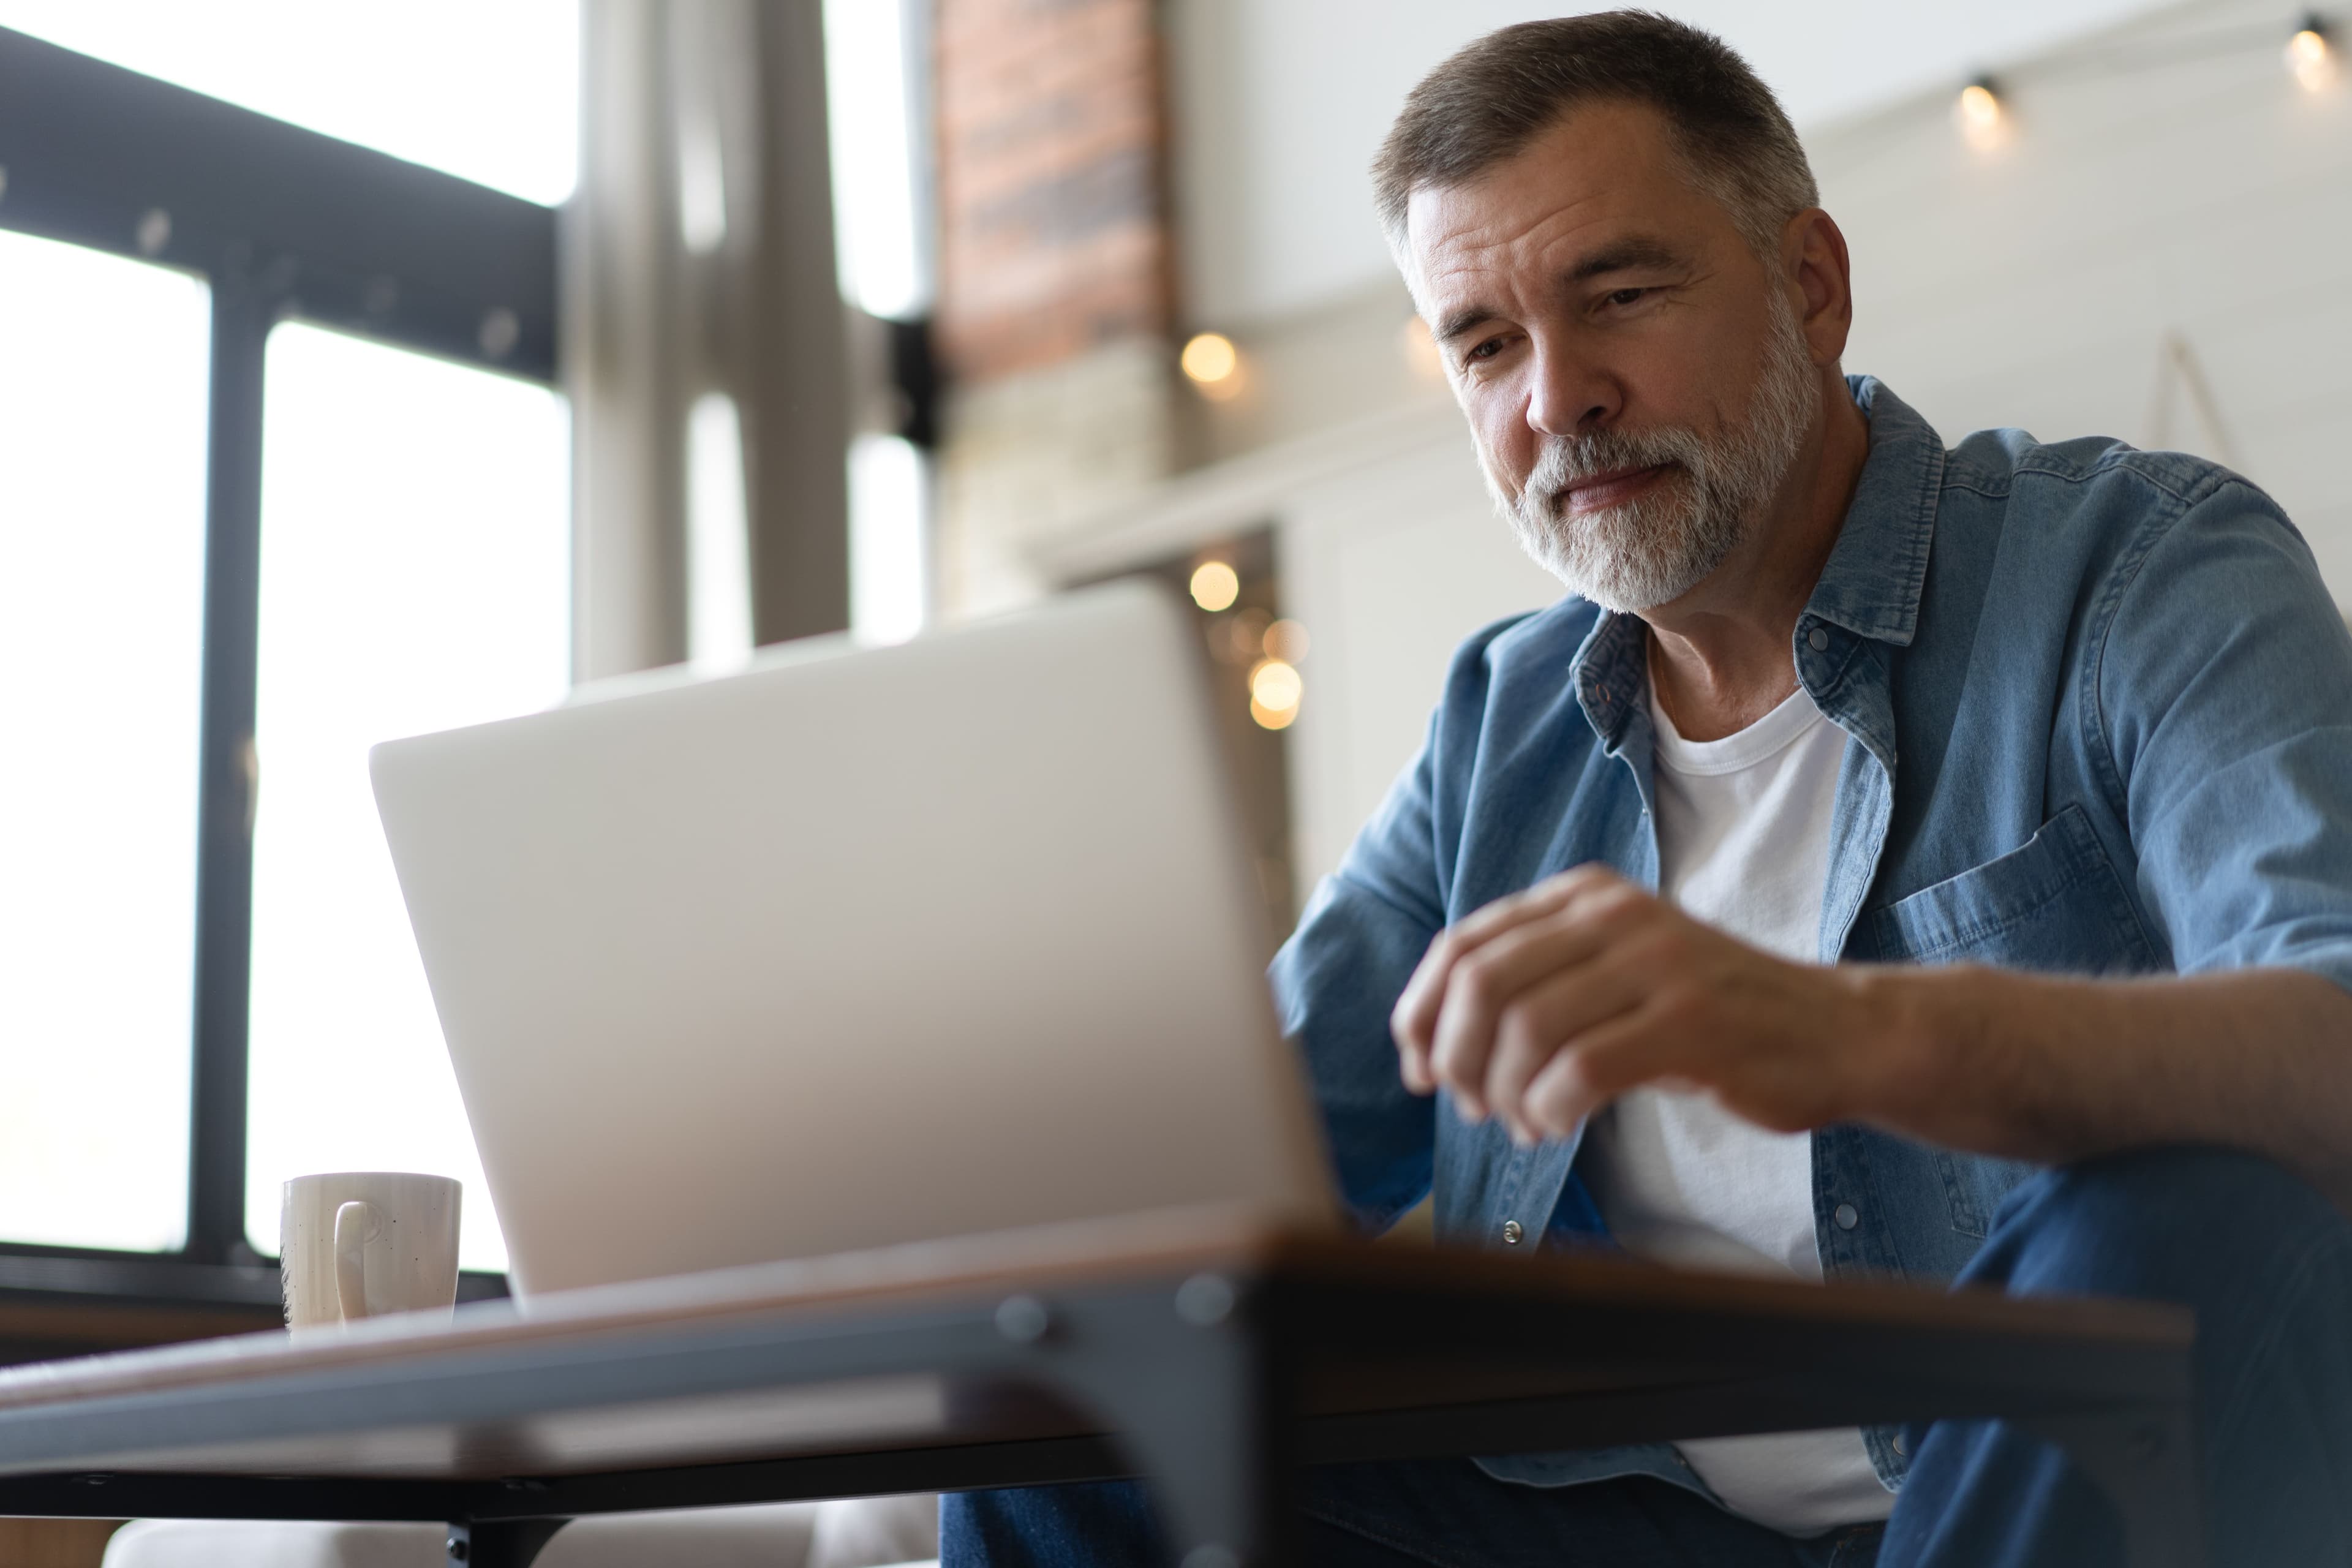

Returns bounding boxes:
[1521,426,1705,511]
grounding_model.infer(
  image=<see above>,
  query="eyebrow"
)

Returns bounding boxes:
[1431,235,1690,345]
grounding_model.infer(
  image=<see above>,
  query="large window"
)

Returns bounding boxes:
[0,230,210,1253]
[245,326,568,1274]
[0,20,565,1303]
[0,4,930,1308]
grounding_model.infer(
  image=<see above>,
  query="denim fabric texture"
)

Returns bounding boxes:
[943,1466,1885,1568]
[1264,376,2352,1502]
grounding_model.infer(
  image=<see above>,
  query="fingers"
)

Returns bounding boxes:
[1395,870,1856,1144]
[1391,873,1591,1084]
[1427,906,1615,1120]
[1390,865,1638,1105]
[1479,957,1651,1143]
[1519,992,1717,1137]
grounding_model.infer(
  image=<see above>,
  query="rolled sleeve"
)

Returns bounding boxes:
[2097,478,2352,993]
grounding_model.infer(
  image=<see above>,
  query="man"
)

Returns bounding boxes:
[947,13,2352,1566]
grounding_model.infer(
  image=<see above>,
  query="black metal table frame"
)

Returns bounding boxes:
[0,1264,2202,1568]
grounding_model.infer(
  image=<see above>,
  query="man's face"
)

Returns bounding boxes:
[1406,102,1820,613]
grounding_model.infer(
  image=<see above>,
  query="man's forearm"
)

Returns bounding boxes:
[1860,963,2352,1207]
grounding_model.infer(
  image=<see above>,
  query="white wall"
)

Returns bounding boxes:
[1826,0,2352,586]
[1278,422,1560,891]
[1165,0,2168,328]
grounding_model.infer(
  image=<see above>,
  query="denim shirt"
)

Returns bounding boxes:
[1267,375,2352,1507]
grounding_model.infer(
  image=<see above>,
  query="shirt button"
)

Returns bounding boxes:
[1501,1219,1524,1245]
[1807,627,1829,652]
[1833,1202,1860,1231]
[1892,1432,1909,1457]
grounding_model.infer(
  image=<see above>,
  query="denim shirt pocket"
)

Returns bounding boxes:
[1865,802,2157,976]
[1864,802,2155,1242]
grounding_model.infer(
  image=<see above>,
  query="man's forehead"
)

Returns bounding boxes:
[1402,100,1713,292]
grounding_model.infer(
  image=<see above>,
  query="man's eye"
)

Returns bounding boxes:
[1606,287,1649,307]
[1464,337,1504,363]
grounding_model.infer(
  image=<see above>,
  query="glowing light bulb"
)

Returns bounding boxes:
[2288,24,2336,92]
[1956,80,2004,151]
[1223,606,1272,663]
[1189,559,1240,613]
[1180,332,1240,385]
[1399,316,1445,381]
[1250,658,1303,730]
[1262,619,1310,663]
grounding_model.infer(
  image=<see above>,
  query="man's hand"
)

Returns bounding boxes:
[1388,865,2352,1213]
[1390,865,1908,1145]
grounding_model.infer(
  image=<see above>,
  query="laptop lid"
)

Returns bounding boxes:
[370,581,1336,1295]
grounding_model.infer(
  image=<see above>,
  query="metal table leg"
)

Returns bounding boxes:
[1009,1273,1295,1568]
[445,1518,567,1568]
[2018,1405,2203,1568]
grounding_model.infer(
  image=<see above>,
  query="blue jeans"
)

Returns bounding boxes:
[943,1148,2352,1567]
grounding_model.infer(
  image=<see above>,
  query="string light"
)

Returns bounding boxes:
[1956,78,2005,151]
[1222,606,1272,662]
[1250,658,1303,730]
[1180,331,1243,401]
[1398,316,1445,381]
[1189,559,1240,613]
[1262,618,1310,663]
[1942,15,2337,149]
[2288,16,2336,92]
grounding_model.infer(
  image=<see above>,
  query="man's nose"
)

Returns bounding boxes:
[1525,337,1618,438]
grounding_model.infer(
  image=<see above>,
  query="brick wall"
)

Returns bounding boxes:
[933,0,1171,382]
[931,0,1178,616]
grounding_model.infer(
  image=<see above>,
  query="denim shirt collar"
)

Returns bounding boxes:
[1806,375,1942,649]
[1570,374,1941,752]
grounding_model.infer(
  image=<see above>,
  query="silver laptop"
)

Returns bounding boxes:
[370,581,1337,1296]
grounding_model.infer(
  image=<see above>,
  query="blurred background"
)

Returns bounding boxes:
[0,0,2343,1360]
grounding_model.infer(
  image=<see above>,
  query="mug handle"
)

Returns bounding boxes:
[333,1200,379,1322]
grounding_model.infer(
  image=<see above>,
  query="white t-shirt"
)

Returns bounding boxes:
[1578,672,1895,1536]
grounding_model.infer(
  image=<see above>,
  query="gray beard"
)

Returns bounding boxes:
[1487,292,1820,614]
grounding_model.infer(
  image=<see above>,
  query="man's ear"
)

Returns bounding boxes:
[1782,208,1853,366]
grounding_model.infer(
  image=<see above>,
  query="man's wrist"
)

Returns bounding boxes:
[1836,961,1970,1133]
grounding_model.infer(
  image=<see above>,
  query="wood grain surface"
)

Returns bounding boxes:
[0,1201,2186,1421]
[0,1518,119,1568]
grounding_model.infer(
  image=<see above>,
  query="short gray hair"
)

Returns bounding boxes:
[1371,12,1819,263]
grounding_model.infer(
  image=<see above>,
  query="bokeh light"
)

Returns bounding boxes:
[1956,80,2005,151]
[1180,331,1238,385]
[1250,657,1302,730]
[1399,316,1444,382]
[2288,26,2336,93]
[1189,559,1240,612]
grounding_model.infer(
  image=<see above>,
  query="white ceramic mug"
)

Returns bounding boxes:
[281,1172,461,1332]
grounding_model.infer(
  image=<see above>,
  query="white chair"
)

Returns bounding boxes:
[102,1493,938,1568]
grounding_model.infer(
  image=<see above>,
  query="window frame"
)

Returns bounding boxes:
[0,24,554,1317]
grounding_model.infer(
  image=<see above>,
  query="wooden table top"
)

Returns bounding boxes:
[0,1204,2192,1498]
[0,1204,2184,1411]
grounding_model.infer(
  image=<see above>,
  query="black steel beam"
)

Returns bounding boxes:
[0,24,557,382]
[0,23,549,1297]
[0,1254,506,1326]
[0,1472,462,1522]
[184,273,270,1269]
[463,1436,1133,1521]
